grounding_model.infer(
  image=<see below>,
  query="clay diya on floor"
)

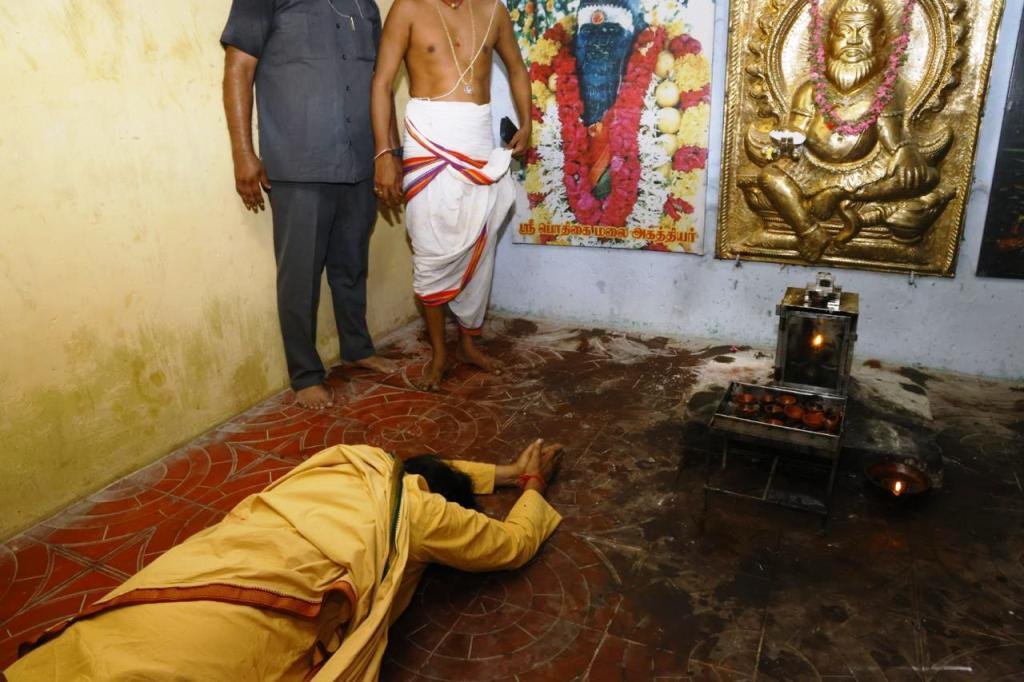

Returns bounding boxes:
[804,399,826,414]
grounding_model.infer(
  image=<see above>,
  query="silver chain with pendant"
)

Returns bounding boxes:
[326,0,365,30]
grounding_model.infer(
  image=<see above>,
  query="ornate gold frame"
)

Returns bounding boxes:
[716,0,1006,275]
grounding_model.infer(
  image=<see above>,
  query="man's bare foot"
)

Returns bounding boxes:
[295,384,334,410]
[456,338,504,374]
[349,355,398,374]
[417,356,450,392]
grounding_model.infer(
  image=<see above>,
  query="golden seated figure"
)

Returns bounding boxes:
[742,0,954,262]
[723,0,982,270]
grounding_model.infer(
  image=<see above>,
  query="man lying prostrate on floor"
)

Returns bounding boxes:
[6,440,562,681]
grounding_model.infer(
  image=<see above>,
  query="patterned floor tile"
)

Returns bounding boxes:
[0,567,122,669]
[3,319,1024,679]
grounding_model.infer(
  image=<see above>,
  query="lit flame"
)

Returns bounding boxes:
[811,333,825,349]
[892,480,904,496]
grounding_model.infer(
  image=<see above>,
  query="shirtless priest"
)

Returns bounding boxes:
[371,0,531,391]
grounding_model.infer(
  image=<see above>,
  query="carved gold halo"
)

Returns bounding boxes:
[716,0,1006,276]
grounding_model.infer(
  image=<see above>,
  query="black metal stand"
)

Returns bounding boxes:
[703,436,841,525]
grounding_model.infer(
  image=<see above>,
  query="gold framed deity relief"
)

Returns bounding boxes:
[716,0,1006,275]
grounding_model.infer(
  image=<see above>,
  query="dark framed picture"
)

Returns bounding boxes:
[977,20,1024,279]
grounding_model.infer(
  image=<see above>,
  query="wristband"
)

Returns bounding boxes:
[517,473,545,490]
[374,147,396,161]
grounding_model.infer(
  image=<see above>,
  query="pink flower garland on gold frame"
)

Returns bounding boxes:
[808,0,915,136]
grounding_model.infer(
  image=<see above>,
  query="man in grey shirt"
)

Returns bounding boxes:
[222,0,398,409]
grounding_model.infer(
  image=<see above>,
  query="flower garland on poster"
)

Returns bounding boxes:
[511,0,575,56]
[522,0,711,251]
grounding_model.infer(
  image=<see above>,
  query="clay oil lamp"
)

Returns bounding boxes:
[783,404,804,425]
[760,392,776,406]
[767,417,786,427]
[738,402,761,418]
[776,394,798,407]
[802,409,825,430]
[865,461,932,497]
[766,403,786,418]
[733,391,757,406]
[823,410,842,433]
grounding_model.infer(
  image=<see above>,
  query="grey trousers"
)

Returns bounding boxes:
[269,180,376,391]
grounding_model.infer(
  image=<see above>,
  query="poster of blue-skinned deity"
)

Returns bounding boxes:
[511,0,715,253]
[977,21,1024,279]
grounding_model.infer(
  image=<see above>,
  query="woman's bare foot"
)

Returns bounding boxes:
[349,355,398,374]
[295,384,334,410]
[417,354,450,392]
[457,337,504,374]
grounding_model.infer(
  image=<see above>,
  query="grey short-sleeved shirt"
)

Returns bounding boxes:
[221,0,382,183]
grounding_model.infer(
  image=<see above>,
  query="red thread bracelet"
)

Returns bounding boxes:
[517,473,545,489]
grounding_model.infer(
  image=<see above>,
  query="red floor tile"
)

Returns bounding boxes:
[3,320,1024,680]
[587,635,690,681]
[98,504,224,577]
[186,455,296,513]
[0,541,89,626]
[1,568,122,669]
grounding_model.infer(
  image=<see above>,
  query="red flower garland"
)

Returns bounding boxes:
[549,25,665,226]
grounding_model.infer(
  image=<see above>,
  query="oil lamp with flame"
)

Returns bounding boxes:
[865,460,935,497]
[708,274,861,519]
[774,273,858,397]
[860,421,944,498]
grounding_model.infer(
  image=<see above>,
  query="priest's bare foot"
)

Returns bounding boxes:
[349,355,398,374]
[457,337,504,374]
[295,384,333,410]
[417,355,449,392]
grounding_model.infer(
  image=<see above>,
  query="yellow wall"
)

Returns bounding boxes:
[0,0,415,539]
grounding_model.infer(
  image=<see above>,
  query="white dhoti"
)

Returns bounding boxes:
[402,99,515,334]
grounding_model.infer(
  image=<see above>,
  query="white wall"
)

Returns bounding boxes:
[489,0,1024,379]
